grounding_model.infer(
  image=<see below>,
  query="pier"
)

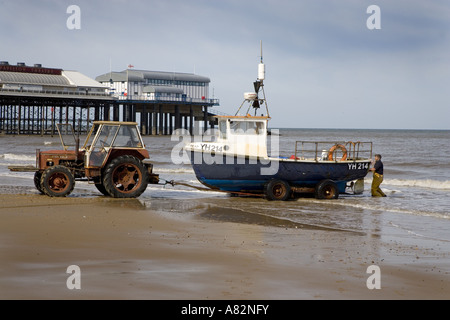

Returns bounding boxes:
[0,63,219,135]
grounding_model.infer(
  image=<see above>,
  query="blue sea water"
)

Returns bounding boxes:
[1,128,449,256]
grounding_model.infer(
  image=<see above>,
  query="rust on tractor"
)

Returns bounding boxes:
[38,150,81,168]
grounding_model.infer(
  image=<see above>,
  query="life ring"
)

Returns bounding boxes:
[328,144,347,161]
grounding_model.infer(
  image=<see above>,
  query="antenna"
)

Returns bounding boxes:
[235,41,270,117]
[109,58,112,84]
[257,40,265,81]
[257,40,269,117]
[260,40,263,63]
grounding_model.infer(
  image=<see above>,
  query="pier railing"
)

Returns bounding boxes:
[294,141,373,162]
[115,94,220,105]
[0,88,112,99]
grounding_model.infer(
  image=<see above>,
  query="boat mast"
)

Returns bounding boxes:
[256,40,270,117]
[235,41,270,118]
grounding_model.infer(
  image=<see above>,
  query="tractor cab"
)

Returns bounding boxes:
[82,121,148,168]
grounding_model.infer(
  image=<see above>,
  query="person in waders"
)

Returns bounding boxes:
[369,154,386,197]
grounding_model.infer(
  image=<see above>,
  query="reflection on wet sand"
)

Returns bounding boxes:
[198,205,366,235]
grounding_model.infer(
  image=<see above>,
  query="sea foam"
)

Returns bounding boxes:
[0,153,35,162]
[365,177,450,190]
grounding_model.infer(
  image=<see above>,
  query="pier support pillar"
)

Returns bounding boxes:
[141,104,147,135]
[158,104,163,135]
[175,105,181,131]
[164,112,169,135]
[148,111,153,135]
[152,106,157,135]
[203,106,208,133]
[113,104,119,121]
[189,106,194,136]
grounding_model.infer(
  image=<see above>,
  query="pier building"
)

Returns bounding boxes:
[96,68,219,135]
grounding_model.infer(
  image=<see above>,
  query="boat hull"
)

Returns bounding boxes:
[188,151,371,193]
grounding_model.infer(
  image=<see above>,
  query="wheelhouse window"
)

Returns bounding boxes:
[229,120,265,135]
[219,120,227,139]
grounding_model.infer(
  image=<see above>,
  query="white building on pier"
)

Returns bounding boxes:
[96,69,217,105]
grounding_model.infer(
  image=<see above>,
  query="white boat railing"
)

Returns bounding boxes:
[294,141,373,162]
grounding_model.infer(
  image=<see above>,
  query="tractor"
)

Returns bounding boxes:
[10,121,159,198]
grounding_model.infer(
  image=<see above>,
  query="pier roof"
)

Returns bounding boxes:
[0,71,72,87]
[62,70,108,89]
[0,64,107,90]
[96,69,210,83]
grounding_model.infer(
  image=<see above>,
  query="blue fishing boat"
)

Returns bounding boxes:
[185,46,373,200]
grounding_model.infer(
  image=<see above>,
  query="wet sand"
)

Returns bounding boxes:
[0,192,449,300]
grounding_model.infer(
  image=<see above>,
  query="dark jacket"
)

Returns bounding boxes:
[374,160,383,175]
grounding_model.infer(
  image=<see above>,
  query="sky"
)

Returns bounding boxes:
[1,0,449,129]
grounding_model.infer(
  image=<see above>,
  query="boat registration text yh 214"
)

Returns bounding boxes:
[348,162,370,170]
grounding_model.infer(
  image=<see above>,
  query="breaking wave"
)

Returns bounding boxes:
[153,167,194,174]
[365,177,450,190]
[383,178,450,190]
[0,153,35,162]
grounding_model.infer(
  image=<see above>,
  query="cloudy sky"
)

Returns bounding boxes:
[1,0,449,129]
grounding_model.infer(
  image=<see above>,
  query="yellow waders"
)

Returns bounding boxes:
[371,172,386,197]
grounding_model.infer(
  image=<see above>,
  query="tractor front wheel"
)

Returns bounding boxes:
[34,171,44,194]
[40,166,75,197]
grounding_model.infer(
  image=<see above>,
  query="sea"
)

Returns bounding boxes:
[1,128,449,260]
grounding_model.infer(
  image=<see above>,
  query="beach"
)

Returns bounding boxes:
[1,188,448,300]
[1,130,449,300]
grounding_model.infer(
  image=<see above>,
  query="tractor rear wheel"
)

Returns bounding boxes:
[102,155,149,198]
[40,166,75,197]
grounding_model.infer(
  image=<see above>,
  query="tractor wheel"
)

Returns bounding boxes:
[102,155,149,198]
[34,171,44,194]
[40,166,75,197]
[315,179,339,200]
[265,179,291,201]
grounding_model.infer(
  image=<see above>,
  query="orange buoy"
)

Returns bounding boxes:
[328,144,347,161]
